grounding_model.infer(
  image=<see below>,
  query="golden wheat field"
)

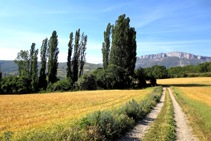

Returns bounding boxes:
[0,88,153,136]
[158,77,211,105]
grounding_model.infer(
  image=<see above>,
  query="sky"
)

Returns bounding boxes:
[0,0,211,63]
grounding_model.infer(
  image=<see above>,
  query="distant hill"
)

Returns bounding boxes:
[0,60,102,79]
[136,52,211,68]
[1,52,211,77]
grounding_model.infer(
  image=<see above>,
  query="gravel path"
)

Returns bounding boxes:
[168,88,198,141]
[118,88,166,141]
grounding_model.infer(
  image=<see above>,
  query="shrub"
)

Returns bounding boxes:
[53,78,73,91]
[77,74,97,90]
[121,99,144,121]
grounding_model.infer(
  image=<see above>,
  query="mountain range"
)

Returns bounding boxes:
[136,52,211,68]
[0,52,211,78]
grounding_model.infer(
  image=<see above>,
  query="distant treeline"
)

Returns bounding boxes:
[137,62,211,80]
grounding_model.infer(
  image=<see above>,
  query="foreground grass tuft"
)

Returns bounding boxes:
[142,88,176,141]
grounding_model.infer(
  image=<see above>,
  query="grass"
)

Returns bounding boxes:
[21,86,162,141]
[172,87,211,141]
[142,88,176,141]
[158,77,211,140]
[0,88,154,139]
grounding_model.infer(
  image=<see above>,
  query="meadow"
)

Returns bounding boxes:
[158,77,211,140]
[0,88,154,139]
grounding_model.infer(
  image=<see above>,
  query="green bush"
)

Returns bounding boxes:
[77,74,97,90]
[53,78,73,91]
[121,99,144,121]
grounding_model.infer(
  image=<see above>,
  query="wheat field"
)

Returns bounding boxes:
[157,77,211,105]
[158,77,211,140]
[0,88,153,136]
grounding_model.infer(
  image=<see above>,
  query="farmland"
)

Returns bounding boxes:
[0,88,154,138]
[158,77,211,140]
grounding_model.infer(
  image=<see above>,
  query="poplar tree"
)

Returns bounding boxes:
[72,29,80,83]
[109,14,136,76]
[67,32,73,79]
[48,31,59,83]
[102,23,111,69]
[14,50,30,78]
[29,43,35,78]
[79,33,87,78]
[31,49,39,91]
[39,38,48,89]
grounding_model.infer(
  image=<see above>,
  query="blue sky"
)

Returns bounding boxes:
[0,0,211,63]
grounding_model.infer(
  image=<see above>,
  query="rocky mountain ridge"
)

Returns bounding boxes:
[136,52,211,68]
[138,52,211,60]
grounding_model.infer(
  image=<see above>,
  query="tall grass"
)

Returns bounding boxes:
[142,88,176,141]
[14,86,162,140]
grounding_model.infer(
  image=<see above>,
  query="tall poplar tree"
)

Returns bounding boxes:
[79,33,87,77]
[31,49,39,91]
[67,32,73,79]
[102,23,111,69]
[72,29,80,83]
[29,43,35,78]
[39,38,48,89]
[48,31,59,83]
[109,14,136,76]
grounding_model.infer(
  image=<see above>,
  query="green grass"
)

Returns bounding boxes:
[172,87,211,141]
[142,88,176,141]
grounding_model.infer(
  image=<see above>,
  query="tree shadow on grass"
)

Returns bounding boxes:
[159,84,211,87]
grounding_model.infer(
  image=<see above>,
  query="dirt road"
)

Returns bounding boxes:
[168,88,198,141]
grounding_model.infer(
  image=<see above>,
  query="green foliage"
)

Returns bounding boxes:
[0,76,31,94]
[39,38,48,90]
[73,29,80,83]
[48,31,59,83]
[53,78,73,92]
[14,50,30,78]
[79,33,87,78]
[76,74,97,90]
[168,62,211,78]
[102,23,111,69]
[110,14,136,77]
[67,32,73,79]
[0,131,13,141]
[29,43,36,78]
[134,67,146,87]
[91,64,131,89]
[31,49,39,92]
[121,99,145,121]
